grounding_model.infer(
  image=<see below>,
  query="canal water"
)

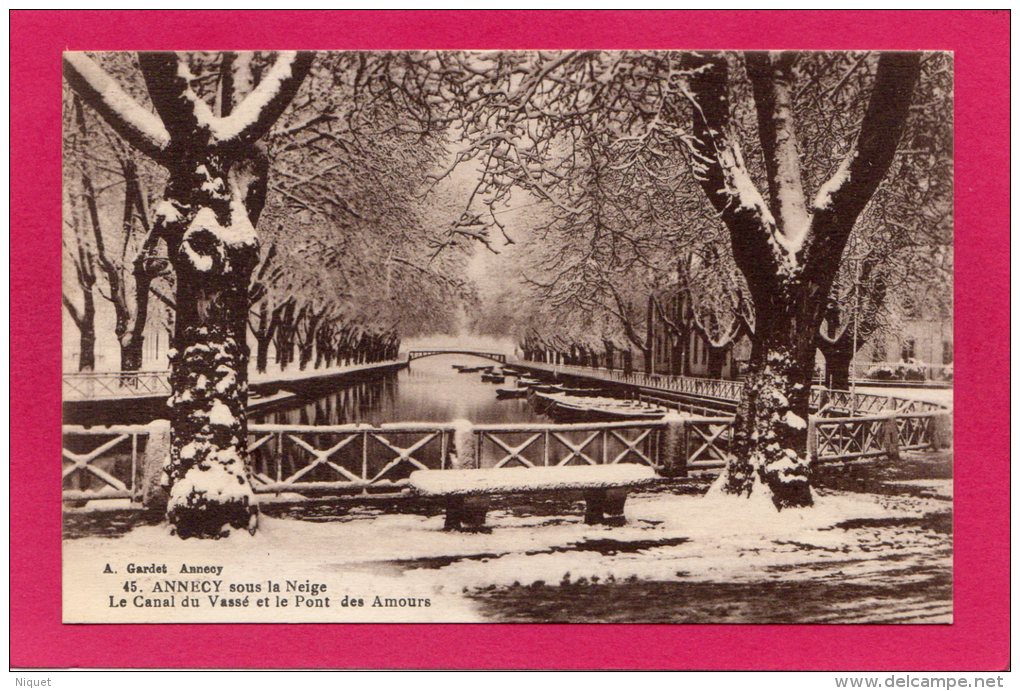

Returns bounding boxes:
[254,354,549,426]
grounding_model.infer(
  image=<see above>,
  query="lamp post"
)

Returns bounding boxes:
[850,257,861,415]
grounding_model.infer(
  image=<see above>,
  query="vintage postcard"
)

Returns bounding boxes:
[60,47,954,625]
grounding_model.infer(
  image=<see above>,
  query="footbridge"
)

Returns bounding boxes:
[406,349,507,364]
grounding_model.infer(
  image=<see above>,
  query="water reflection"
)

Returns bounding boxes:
[254,354,549,426]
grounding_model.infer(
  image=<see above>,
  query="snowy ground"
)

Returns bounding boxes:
[63,450,951,624]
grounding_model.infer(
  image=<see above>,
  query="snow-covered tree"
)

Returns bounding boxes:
[680,51,921,507]
[64,50,314,537]
[432,50,924,509]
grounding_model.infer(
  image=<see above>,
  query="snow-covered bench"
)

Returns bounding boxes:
[409,465,658,532]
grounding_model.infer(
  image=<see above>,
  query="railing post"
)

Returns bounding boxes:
[806,417,817,463]
[930,412,953,450]
[140,420,170,510]
[361,430,369,481]
[451,419,475,469]
[881,415,900,462]
[659,418,687,477]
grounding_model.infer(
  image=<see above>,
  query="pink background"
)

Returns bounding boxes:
[11,10,1009,670]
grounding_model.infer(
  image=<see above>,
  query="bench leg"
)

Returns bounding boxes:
[583,488,628,527]
[444,495,490,532]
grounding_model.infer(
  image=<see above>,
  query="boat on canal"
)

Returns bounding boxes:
[533,392,669,422]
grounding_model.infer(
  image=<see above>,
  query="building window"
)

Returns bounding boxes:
[942,340,953,365]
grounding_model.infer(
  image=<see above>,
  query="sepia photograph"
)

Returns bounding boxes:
[58,46,955,625]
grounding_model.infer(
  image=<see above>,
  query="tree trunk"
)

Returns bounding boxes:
[120,334,145,371]
[78,291,96,371]
[726,299,817,509]
[706,345,727,379]
[820,338,853,391]
[681,51,919,510]
[161,153,265,538]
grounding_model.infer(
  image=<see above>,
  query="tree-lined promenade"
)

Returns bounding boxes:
[63,50,951,537]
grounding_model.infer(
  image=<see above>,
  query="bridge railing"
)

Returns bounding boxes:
[406,349,507,363]
[517,360,949,414]
[62,371,172,402]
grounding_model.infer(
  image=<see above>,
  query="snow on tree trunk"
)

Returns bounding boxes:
[681,51,920,510]
[725,304,815,508]
[161,154,265,537]
[63,50,313,537]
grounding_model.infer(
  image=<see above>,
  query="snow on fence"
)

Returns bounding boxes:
[60,403,950,507]
[62,371,172,402]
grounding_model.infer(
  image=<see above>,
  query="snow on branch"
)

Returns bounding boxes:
[811,52,922,222]
[62,53,170,162]
[214,51,316,147]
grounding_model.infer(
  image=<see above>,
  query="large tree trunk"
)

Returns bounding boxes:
[725,293,818,508]
[162,154,265,538]
[64,50,312,538]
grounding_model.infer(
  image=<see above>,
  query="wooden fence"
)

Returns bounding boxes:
[61,404,950,506]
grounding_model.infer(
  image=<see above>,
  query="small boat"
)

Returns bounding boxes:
[481,372,506,383]
[534,392,668,422]
[528,383,564,393]
[457,365,489,373]
[495,387,528,399]
[558,386,605,397]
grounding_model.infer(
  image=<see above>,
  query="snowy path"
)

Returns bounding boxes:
[64,458,952,623]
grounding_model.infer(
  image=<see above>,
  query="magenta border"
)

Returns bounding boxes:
[11,10,1009,670]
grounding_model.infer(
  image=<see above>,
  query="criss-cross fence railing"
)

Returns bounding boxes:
[518,361,948,415]
[62,425,150,501]
[61,401,950,506]
[63,371,172,402]
[62,421,665,504]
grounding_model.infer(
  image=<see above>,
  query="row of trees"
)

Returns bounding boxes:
[63,52,473,378]
[63,49,951,536]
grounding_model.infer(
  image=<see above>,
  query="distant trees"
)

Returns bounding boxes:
[62,70,173,373]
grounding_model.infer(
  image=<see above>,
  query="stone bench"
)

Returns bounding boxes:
[408,464,659,531]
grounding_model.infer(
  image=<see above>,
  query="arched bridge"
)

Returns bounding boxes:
[407,349,507,364]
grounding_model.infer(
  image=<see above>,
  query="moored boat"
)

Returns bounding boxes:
[534,392,668,422]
